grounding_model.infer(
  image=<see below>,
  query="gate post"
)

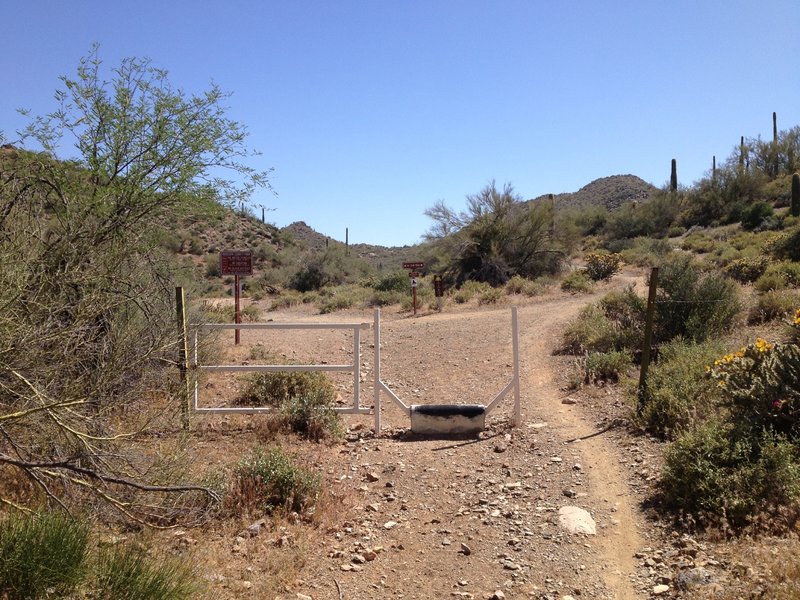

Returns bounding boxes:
[511,306,521,426]
[175,287,190,430]
[374,308,382,434]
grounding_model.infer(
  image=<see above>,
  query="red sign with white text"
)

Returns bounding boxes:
[220,250,253,276]
[402,261,424,270]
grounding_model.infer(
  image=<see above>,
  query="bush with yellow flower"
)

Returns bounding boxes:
[709,330,800,437]
[584,252,623,281]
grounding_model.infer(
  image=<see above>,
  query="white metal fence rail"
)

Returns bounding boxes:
[190,309,521,432]
[192,321,372,415]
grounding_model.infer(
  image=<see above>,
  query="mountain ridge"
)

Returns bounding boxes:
[286,174,658,253]
[528,174,657,212]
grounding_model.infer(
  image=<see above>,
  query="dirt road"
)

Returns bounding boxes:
[183,272,669,599]
[248,280,651,599]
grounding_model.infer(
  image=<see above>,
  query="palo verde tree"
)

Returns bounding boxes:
[0,48,270,523]
[424,181,567,286]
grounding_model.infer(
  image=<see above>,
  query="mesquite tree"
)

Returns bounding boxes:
[424,181,566,286]
[0,48,270,523]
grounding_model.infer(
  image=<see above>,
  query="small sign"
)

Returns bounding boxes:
[411,277,418,288]
[402,261,424,270]
[433,275,444,297]
[220,250,253,276]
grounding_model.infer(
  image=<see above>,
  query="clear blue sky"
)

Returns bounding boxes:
[2,1,798,247]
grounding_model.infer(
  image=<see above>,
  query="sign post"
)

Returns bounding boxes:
[402,262,424,316]
[220,250,253,345]
[433,275,444,312]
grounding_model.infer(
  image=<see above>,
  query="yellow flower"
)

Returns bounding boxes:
[754,338,773,353]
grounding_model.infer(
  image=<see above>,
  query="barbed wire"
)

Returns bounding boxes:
[654,298,733,304]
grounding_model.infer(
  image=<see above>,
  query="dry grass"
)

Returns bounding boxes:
[684,535,800,599]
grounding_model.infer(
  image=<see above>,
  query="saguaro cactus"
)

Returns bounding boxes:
[670,158,677,192]
[712,156,716,181]
[792,173,800,217]
[740,136,745,171]
[774,112,778,143]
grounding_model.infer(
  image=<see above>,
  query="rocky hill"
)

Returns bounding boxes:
[282,221,420,272]
[529,174,658,212]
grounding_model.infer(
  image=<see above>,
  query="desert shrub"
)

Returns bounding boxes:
[661,325,800,527]
[560,269,593,293]
[237,370,335,408]
[709,245,746,269]
[287,247,373,292]
[505,275,528,294]
[558,205,608,237]
[94,544,202,600]
[742,201,775,231]
[788,309,800,344]
[478,287,504,305]
[619,237,672,267]
[654,254,741,343]
[748,290,800,323]
[289,264,325,292]
[599,288,647,337]
[268,291,304,311]
[585,252,623,281]
[637,339,725,439]
[452,280,491,303]
[253,242,279,264]
[710,338,800,437]
[232,446,320,514]
[603,193,680,240]
[204,252,221,277]
[668,226,686,237]
[562,304,615,354]
[661,422,800,527]
[240,304,262,322]
[680,232,716,253]
[198,301,234,323]
[317,285,371,314]
[318,294,355,313]
[724,256,770,283]
[373,270,409,292]
[278,389,343,441]
[452,288,471,304]
[754,271,789,292]
[505,275,550,296]
[756,261,800,291]
[772,227,800,261]
[583,350,630,383]
[186,235,205,255]
[368,289,405,306]
[774,261,800,286]
[524,277,552,296]
[561,288,645,354]
[0,511,89,599]
[248,344,272,361]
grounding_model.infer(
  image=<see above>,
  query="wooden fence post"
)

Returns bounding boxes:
[175,287,190,430]
[637,267,659,415]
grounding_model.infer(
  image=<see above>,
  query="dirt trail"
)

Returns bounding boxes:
[277,280,648,600]
[515,298,642,599]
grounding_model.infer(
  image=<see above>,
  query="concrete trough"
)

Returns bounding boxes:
[409,404,486,435]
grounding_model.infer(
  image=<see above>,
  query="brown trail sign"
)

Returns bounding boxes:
[219,250,253,344]
[402,262,424,315]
